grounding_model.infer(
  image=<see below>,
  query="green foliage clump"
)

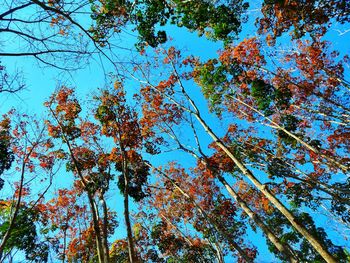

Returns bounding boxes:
[251,79,275,115]
[0,205,49,262]
[251,79,292,116]
[116,160,150,202]
[90,0,249,49]
[195,59,242,114]
[278,114,301,147]
[0,120,14,190]
[266,210,348,262]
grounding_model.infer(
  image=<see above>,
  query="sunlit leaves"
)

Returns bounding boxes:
[0,204,49,262]
[90,0,249,49]
[258,0,350,40]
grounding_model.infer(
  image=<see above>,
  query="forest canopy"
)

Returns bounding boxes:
[0,0,350,262]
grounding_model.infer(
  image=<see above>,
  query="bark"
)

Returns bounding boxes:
[89,194,105,263]
[62,224,68,263]
[121,150,138,263]
[162,133,300,262]
[217,175,300,263]
[212,241,225,263]
[135,52,338,263]
[198,118,336,263]
[100,195,110,263]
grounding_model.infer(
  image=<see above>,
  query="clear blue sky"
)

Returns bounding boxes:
[1,0,350,261]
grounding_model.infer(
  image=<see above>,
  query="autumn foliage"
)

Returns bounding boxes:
[0,1,350,263]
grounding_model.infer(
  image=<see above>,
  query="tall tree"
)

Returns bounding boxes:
[133,45,347,262]
[95,83,150,262]
[0,112,55,261]
[45,87,113,263]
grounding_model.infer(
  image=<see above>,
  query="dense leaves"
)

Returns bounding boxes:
[1,1,350,262]
[0,204,49,262]
[0,117,14,189]
[90,0,249,49]
[258,0,350,40]
[266,210,348,262]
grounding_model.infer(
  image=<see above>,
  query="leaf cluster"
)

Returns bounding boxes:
[265,210,348,262]
[0,205,49,262]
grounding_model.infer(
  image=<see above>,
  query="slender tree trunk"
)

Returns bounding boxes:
[49,107,106,263]
[0,147,36,259]
[122,151,138,263]
[165,121,300,262]
[212,240,225,263]
[157,111,301,262]
[217,175,300,262]
[138,56,337,263]
[197,117,336,262]
[89,196,105,263]
[62,218,68,263]
[100,195,110,263]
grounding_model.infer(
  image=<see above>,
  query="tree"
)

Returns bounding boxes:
[133,44,347,262]
[0,0,95,69]
[147,163,257,262]
[45,87,113,263]
[37,188,90,262]
[138,75,302,262]
[258,0,350,40]
[95,83,150,262]
[0,203,49,262]
[0,112,55,261]
[0,116,14,190]
[193,35,350,214]
[0,0,250,71]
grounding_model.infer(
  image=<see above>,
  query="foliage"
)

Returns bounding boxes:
[1,1,350,262]
[258,0,350,40]
[90,0,249,49]
[266,210,348,262]
[0,117,14,190]
[0,204,49,262]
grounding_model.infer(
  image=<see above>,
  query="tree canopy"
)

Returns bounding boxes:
[0,0,349,262]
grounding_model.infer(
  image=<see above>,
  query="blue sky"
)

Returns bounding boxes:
[1,0,350,262]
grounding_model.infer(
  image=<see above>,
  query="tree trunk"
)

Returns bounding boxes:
[49,107,106,263]
[218,175,299,262]
[146,59,337,263]
[174,77,336,263]
[100,195,110,263]
[122,152,138,263]
[89,196,105,263]
[163,122,300,262]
